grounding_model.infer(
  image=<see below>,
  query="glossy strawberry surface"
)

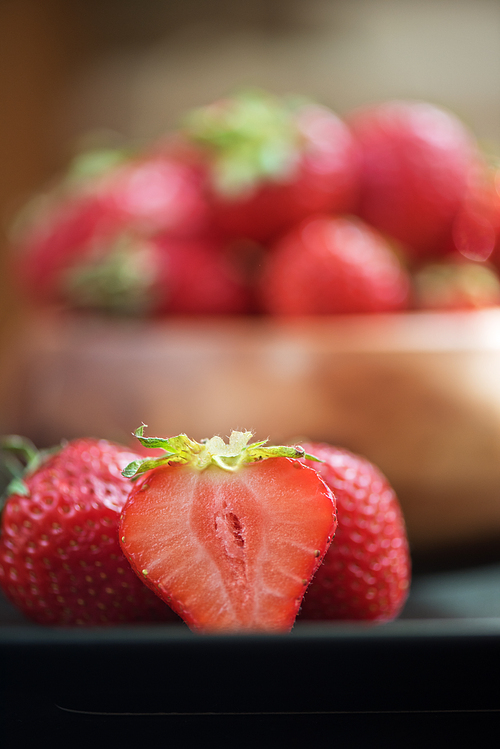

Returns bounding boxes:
[298,442,410,622]
[349,100,478,261]
[120,446,337,633]
[259,215,410,314]
[0,438,179,625]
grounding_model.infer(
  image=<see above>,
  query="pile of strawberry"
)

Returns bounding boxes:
[10,90,500,315]
[0,429,410,631]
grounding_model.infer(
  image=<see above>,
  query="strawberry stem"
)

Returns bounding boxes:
[123,425,321,478]
[183,89,303,196]
[1,436,61,508]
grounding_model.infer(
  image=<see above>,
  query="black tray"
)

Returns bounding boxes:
[2,564,500,747]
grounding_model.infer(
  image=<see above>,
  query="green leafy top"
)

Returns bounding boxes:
[0,436,59,509]
[123,425,320,478]
[183,89,306,197]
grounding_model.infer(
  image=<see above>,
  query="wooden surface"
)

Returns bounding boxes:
[3,308,500,557]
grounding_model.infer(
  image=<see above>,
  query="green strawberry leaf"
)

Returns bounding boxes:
[183,89,303,197]
[123,426,323,478]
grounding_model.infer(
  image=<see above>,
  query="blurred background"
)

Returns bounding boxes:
[1,0,500,570]
[2,0,500,341]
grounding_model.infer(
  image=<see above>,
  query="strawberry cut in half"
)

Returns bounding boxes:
[119,427,337,633]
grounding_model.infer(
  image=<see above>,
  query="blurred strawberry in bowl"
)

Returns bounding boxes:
[59,231,254,316]
[412,255,500,311]
[348,99,480,262]
[182,89,361,243]
[10,143,214,311]
[258,214,411,315]
[447,157,500,265]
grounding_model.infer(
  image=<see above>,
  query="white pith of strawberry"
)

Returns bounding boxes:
[119,427,337,633]
[183,89,360,243]
[0,436,180,625]
[297,443,410,622]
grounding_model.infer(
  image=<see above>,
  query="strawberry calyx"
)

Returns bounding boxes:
[123,425,320,478]
[65,146,132,188]
[413,257,500,310]
[183,89,305,197]
[61,231,159,316]
[0,436,59,507]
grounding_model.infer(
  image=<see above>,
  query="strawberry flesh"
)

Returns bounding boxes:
[120,456,336,632]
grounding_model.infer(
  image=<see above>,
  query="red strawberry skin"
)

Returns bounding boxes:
[0,438,179,625]
[449,161,500,266]
[412,255,500,311]
[349,100,478,261]
[151,234,255,315]
[120,456,337,633]
[57,232,254,316]
[298,443,410,622]
[185,92,360,243]
[12,150,212,306]
[259,215,410,314]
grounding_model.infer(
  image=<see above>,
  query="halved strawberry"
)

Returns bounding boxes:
[119,428,337,633]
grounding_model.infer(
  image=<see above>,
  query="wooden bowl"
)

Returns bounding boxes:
[3,308,500,558]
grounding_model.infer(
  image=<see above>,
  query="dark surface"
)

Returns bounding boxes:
[2,563,500,746]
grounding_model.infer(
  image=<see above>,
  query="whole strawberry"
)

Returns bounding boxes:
[348,99,478,261]
[119,427,337,633]
[259,215,410,314]
[11,146,211,307]
[412,255,500,310]
[298,442,410,622]
[58,231,254,316]
[0,436,179,625]
[183,89,360,243]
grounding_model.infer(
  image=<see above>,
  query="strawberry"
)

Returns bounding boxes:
[0,435,180,625]
[447,159,500,265]
[412,255,500,310]
[58,231,254,316]
[183,89,360,243]
[258,215,410,314]
[12,145,211,306]
[119,427,337,633]
[348,99,479,261]
[297,442,410,622]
